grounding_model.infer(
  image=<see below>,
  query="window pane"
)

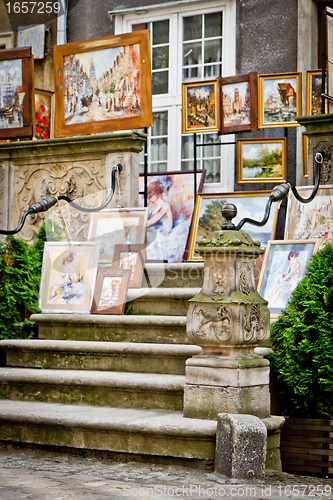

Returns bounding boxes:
[150,162,168,172]
[204,12,222,38]
[153,20,169,45]
[183,66,200,80]
[181,134,193,159]
[204,64,221,78]
[204,39,222,64]
[183,42,202,67]
[151,138,168,161]
[203,159,220,183]
[153,46,169,70]
[152,72,168,94]
[183,15,202,41]
[152,111,168,136]
[181,160,194,171]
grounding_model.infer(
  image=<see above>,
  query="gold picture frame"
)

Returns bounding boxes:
[236,137,287,184]
[182,79,221,134]
[305,69,327,116]
[34,89,54,140]
[258,72,302,128]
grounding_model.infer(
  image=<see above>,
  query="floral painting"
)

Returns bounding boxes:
[34,91,52,140]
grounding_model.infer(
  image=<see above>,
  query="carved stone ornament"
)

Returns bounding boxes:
[195,229,263,256]
[318,145,332,184]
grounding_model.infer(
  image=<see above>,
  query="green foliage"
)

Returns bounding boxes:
[0,219,64,340]
[198,199,227,239]
[268,244,333,418]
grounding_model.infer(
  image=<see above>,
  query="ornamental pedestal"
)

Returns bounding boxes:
[184,229,271,420]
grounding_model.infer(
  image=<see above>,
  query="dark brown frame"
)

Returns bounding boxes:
[111,243,146,288]
[220,72,258,134]
[54,30,152,138]
[91,268,131,315]
[0,46,34,139]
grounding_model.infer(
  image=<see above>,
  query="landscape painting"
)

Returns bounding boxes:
[182,79,220,133]
[237,138,287,183]
[258,72,301,128]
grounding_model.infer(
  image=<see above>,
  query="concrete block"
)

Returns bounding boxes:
[215,413,267,480]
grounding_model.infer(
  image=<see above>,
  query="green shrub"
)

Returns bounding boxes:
[0,220,64,340]
[268,244,333,419]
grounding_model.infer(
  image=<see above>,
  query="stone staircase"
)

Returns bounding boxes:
[0,262,219,466]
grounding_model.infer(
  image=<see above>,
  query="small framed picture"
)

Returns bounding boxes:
[257,239,319,318]
[182,79,220,134]
[39,242,100,314]
[236,137,287,183]
[111,244,146,288]
[88,208,148,262]
[305,69,327,115]
[91,269,131,315]
[34,89,54,140]
[220,72,258,134]
[258,72,302,128]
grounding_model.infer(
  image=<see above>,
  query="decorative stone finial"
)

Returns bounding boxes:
[221,203,237,229]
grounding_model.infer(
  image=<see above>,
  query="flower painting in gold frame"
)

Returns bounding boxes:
[182,79,220,134]
[258,72,302,128]
[34,89,54,140]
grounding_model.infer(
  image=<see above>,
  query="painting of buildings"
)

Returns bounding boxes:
[0,59,25,129]
[222,81,250,127]
[262,76,298,125]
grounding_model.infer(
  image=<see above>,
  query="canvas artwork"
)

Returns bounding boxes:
[91,269,131,314]
[139,170,205,262]
[0,58,25,130]
[222,81,250,128]
[258,72,301,128]
[258,240,318,317]
[39,242,99,314]
[182,80,220,134]
[237,138,287,183]
[187,192,279,261]
[34,90,53,140]
[306,70,327,115]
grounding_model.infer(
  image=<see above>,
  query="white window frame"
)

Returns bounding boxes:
[114,0,236,192]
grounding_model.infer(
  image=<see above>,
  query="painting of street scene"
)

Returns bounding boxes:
[260,74,300,126]
[222,81,250,128]
[182,80,220,133]
[64,44,141,125]
[237,138,286,183]
[0,59,25,129]
[99,276,122,308]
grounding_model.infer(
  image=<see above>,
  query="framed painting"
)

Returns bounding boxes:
[187,191,279,261]
[182,79,220,134]
[88,208,148,262]
[54,30,152,138]
[111,243,146,288]
[257,239,319,318]
[139,170,206,262]
[258,72,302,128]
[236,137,287,183]
[284,185,333,243]
[305,69,327,115]
[34,89,54,140]
[39,242,99,314]
[0,47,34,139]
[220,72,258,134]
[91,269,131,315]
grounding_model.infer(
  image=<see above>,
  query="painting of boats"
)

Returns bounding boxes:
[0,58,25,129]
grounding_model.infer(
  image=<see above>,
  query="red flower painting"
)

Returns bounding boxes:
[34,93,52,140]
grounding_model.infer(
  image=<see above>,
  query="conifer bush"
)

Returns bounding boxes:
[268,244,333,419]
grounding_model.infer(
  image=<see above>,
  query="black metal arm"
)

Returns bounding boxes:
[0,164,122,235]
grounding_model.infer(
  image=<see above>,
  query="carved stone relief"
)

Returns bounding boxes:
[242,304,268,342]
[191,304,231,341]
[236,262,254,295]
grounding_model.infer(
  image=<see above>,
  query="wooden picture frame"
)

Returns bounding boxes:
[187,191,279,261]
[34,89,54,140]
[220,72,258,134]
[285,185,333,242]
[258,72,302,128]
[257,239,319,318]
[39,242,99,314]
[236,137,287,184]
[91,269,131,315]
[54,30,152,138]
[139,170,206,262]
[88,208,148,263]
[111,243,146,288]
[182,79,220,134]
[305,69,327,116]
[0,47,34,139]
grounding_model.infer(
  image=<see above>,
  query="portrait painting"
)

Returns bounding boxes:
[91,269,131,315]
[39,242,99,314]
[88,208,148,262]
[139,170,205,262]
[187,191,279,261]
[182,79,220,134]
[236,138,287,183]
[111,244,146,288]
[54,30,152,137]
[258,240,318,317]
[258,72,302,128]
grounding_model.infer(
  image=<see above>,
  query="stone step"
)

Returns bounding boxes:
[31,314,189,343]
[0,340,201,374]
[0,400,216,462]
[142,262,204,289]
[0,368,185,411]
[127,288,199,316]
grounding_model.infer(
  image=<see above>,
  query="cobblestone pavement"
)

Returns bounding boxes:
[1,443,333,500]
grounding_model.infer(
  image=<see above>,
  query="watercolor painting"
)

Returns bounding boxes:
[99,276,122,307]
[0,58,24,130]
[286,192,333,241]
[139,171,205,262]
[111,244,146,288]
[91,269,131,314]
